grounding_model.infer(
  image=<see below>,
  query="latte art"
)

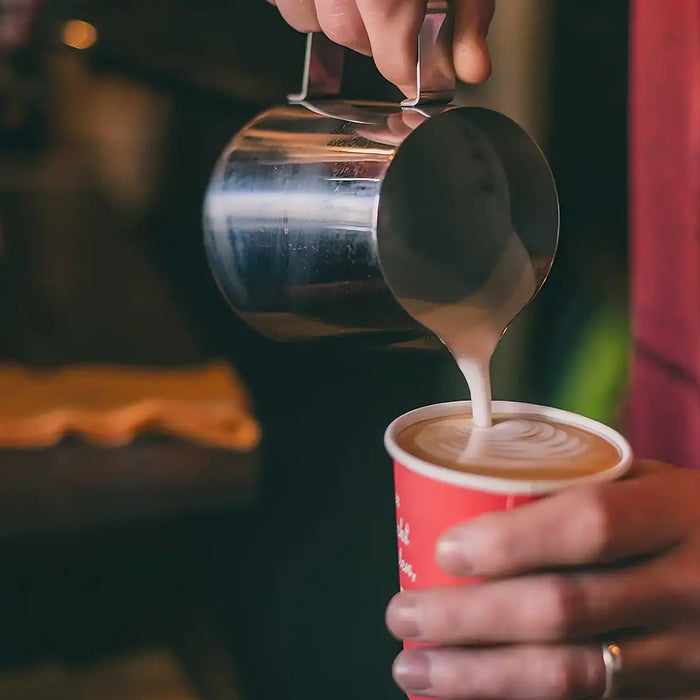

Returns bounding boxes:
[397,413,621,480]
[428,418,589,462]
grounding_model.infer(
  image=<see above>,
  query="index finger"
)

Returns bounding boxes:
[436,461,696,578]
[354,0,427,95]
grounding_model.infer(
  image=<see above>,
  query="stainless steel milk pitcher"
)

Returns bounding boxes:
[203,0,559,344]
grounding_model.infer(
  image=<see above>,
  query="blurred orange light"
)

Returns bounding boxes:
[61,20,98,50]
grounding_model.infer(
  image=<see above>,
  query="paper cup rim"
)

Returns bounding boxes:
[384,401,633,496]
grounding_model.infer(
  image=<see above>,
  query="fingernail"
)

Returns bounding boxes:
[386,594,420,639]
[393,649,431,693]
[436,531,474,575]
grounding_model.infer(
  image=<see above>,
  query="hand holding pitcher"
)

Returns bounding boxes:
[266,0,495,90]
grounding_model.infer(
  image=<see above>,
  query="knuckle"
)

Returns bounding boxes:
[316,1,366,49]
[320,21,368,53]
[575,489,616,561]
[542,652,579,700]
[421,589,462,641]
[318,18,350,46]
[478,519,519,573]
[687,553,700,592]
[541,576,586,639]
[277,0,321,33]
[665,548,700,614]
[437,660,468,698]
[367,0,406,21]
[287,17,319,32]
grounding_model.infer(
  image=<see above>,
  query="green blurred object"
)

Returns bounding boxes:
[553,305,630,427]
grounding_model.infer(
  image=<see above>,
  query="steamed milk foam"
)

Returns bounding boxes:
[402,233,620,478]
[396,413,621,480]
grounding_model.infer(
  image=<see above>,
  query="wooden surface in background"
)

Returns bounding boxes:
[0,440,259,536]
[0,649,202,700]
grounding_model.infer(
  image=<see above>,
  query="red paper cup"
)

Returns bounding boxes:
[385,401,633,700]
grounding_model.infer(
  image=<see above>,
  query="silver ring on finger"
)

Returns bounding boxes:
[601,642,623,699]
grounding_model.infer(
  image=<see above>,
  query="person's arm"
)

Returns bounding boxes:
[267,0,495,92]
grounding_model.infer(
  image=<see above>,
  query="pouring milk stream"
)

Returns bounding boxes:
[407,232,537,428]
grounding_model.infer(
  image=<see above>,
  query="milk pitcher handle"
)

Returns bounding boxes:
[287,0,455,107]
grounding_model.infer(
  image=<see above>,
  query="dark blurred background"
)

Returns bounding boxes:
[0,1,629,699]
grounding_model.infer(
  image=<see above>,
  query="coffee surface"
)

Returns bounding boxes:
[396,413,621,480]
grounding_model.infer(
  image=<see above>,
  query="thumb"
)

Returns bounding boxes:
[452,0,494,83]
